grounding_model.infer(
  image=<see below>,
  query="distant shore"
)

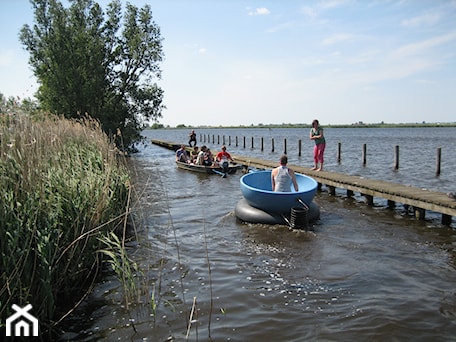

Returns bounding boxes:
[149,122,456,130]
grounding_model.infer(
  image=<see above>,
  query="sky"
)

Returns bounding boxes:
[1,0,455,127]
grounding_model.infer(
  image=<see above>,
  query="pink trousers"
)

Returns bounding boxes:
[313,143,326,164]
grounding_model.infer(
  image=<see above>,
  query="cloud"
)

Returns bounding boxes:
[319,0,353,10]
[247,7,270,16]
[402,12,441,28]
[300,6,317,19]
[266,21,297,33]
[393,31,456,58]
[300,0,352,21]
[322,33,354,45]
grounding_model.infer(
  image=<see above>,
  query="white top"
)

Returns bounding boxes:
[196,151,205,165]
[274,166,292,192]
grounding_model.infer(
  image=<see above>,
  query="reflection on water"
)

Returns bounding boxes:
[60,128,456,341]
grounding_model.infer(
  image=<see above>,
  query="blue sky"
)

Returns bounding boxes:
[1,0,455,127]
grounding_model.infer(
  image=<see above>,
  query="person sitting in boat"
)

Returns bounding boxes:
[190,145,199,163]
[204,148,214,166]
[196,146,207,165]
[175,145,190,163]
[271,154,299,192]
[215,145,234,172]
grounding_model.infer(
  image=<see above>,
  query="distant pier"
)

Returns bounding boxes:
[151,139,456,226]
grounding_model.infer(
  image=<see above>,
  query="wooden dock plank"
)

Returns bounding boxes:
[151,139,456,224]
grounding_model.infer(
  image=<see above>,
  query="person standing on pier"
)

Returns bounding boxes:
[271,155,299,192]
[310,119,326,171]
[188,129,197,147]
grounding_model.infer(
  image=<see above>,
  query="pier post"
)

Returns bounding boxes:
[229,136,231,146]
[298,139,302,157]
[243,136,246,148]
[236,136,238,147]
[364,194,374,205]
[394,145,399,170]
[436,148,441,176]
[414,207,425,220]
[442,214,452,226]
[212,135,215,144]
[217,135,220,144]
[362,144,367,166]
[261,137,264,151]
[284,138,287,154]
[272,138,275,152]
[251,137,254,149]
[337,143,341,163]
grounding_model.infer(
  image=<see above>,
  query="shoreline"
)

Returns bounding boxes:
[148,122,456,130]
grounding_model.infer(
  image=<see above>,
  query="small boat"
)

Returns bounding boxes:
[239,170,318,214]
[176,161,240,177]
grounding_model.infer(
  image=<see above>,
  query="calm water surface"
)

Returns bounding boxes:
[61,128,456,341]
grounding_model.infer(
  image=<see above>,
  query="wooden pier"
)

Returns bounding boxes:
[152,139,456,226]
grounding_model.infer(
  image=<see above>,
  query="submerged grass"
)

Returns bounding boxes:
[0,108,131,333]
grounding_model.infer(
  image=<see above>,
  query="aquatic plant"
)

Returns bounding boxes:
[0,108,130,332]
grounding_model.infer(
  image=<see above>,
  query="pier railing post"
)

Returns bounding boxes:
[284,138,287,154]
[251,137,254,149]
[298,139,302,157]
[337,143,341,163]
[261,137,264,151]
[436,147,441,176]
[394,145,399,170]
[272,138,275,152]
[243,136,246,148]
[362,144,367,166]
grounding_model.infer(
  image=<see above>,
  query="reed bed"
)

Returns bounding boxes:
[0,109,131,332]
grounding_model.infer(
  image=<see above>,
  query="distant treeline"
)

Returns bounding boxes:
[149,122,456,130]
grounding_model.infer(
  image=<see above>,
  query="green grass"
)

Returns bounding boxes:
[0,109,131,332]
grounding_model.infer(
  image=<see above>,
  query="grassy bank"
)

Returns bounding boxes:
[0,109,131,334]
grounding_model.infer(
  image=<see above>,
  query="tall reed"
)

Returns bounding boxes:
[0,109,130,332]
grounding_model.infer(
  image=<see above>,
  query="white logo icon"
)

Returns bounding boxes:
[5,304,39,337]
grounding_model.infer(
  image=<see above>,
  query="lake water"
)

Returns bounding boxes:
[60,127,456,341]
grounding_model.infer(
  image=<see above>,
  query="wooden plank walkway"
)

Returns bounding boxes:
[152,139,456,226]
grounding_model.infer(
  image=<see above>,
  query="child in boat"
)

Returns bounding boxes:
[204,148,214,166]
[196,146,207,165]
[190,146,199,164]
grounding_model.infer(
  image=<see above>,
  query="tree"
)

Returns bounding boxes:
[19,0,165,149]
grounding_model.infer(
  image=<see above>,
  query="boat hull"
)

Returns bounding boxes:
[176,161,239,175]
[240,170,318,214]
